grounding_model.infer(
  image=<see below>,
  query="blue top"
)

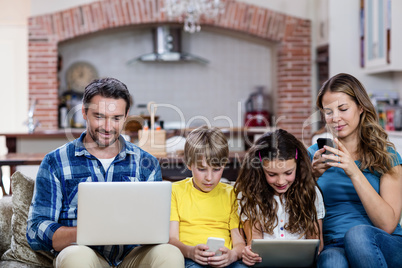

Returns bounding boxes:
[27,132,162,266]
[308,144,402,243]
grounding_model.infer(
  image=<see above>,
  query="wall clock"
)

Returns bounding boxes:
[66,61,99,92]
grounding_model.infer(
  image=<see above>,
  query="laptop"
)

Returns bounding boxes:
[76,181,172,246]
[251,239,320,267]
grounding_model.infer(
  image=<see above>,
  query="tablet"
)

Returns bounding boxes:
[251,239,320,267]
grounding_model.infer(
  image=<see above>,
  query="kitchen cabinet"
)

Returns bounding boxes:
[1,130,83,153]
[361,0,402,73]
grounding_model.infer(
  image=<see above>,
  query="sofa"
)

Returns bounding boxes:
[0,171,54,267]
[2,172,402,267]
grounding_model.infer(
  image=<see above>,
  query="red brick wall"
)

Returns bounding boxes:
[28,0,312,141]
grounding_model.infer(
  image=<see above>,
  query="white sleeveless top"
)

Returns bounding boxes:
[240,186,325,240]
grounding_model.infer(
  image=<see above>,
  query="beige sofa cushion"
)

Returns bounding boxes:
[0,196,12,257]
[1,171,53,267]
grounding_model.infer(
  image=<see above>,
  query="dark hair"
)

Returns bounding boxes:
[316,73,395,174]
[235,129,320,238]
[83,77,133,115]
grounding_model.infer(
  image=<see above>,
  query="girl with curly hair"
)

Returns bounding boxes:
[235,129,324,266]
[309,73,402,268]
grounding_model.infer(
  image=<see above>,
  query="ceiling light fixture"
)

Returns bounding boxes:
[164,0,225,33]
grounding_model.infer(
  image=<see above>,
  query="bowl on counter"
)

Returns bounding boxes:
[123,115,160,133]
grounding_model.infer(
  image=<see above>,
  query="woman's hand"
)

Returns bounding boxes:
[312,148,332,178]
[190,244,215,266]
[241,245,261,266]
[322,138,361,180]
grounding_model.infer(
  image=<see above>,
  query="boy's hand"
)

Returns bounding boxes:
[191,244,216,265]
[206,247,238,268]
[242,245,262,266]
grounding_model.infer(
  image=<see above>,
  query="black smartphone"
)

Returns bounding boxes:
[317,138,336,156]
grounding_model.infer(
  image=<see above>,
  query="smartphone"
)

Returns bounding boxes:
[206,237,225,256]
[317,138,336,162]
[317,138,335,151]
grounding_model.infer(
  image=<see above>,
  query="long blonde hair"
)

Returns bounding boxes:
[316,73,395,174]
[235,129,320,237]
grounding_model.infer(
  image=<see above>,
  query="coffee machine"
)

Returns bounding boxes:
[244,86,270,127]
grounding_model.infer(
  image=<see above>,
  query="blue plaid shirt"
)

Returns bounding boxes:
[26,132,162,266]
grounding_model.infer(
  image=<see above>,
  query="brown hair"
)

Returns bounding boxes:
[184,126,229,168]
[83,77,132,115]
[316,73,396,174]
[234,129,320,238]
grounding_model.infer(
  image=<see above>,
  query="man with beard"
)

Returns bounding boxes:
[26,78,184,267]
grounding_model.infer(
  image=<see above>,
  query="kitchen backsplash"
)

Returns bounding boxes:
[28,0,312,140]
[58,27,273,128]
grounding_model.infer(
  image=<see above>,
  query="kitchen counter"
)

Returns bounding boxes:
[0,151,245,195]
[0,128,251,194]
[1,127,272,154]
[124,126,271,137]
[0,129,84,138]
[1,129,84,153]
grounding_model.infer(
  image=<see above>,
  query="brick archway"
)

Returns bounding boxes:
[29,0,312,140]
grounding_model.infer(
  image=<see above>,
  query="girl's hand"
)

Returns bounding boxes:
[241,245,262,266]
[190,244,216,266]
[322,138,361,179]
[312,148,332,177]
[206,247,237,268]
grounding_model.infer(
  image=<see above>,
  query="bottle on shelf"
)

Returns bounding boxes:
[143,120,149,130]
[58,101,68,128]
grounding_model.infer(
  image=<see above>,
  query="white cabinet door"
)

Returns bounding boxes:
[364,0,389,68]
[362,0,402,73]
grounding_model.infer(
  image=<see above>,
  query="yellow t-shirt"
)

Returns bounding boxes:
[170,177,240,249]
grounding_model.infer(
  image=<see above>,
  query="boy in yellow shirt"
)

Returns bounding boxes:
[169,126,247,268]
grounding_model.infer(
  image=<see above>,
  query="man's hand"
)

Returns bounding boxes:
[52,226,77,252]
